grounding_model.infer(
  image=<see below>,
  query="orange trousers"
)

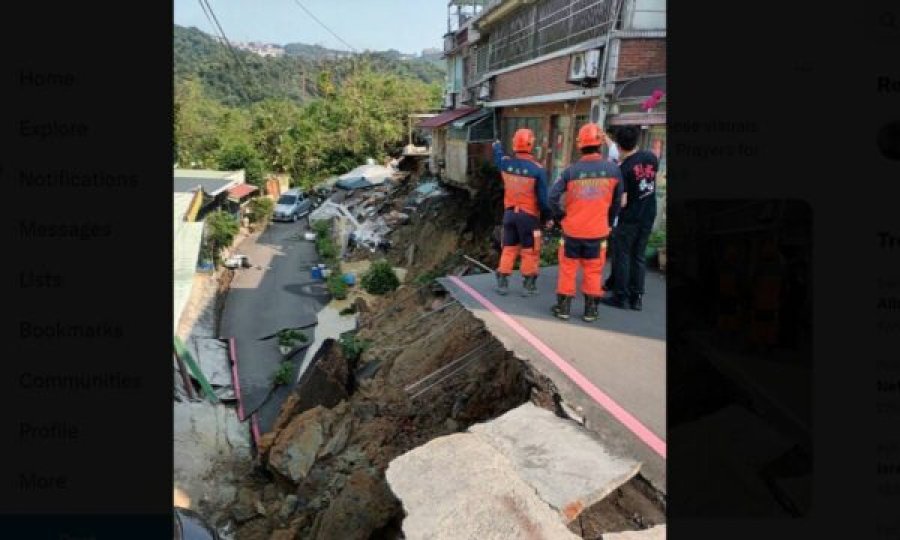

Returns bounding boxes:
[556,238,606,297]
[498,231,541,276]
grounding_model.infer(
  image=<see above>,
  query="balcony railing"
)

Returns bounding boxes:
[474,0,619,77]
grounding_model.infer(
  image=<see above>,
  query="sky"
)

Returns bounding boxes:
[174,0,447,54]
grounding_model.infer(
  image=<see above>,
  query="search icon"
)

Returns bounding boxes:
[880,11,897,29]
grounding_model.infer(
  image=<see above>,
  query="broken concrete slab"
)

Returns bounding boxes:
[468,403,641,523]
[602,525,666,539]
[174,401,251,512]
[386,432,580,540]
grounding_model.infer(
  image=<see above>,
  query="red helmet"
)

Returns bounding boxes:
[512,128,536,153]
[577,123,605,149]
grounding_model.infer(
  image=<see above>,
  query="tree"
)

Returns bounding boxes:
[204,211,240,265]
[217,143,265,187]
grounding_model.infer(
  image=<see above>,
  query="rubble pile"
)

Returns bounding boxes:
[229,285,536,540]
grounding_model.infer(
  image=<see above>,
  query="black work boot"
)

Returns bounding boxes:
[551,294,572,320]
[600,293,628,309]
[583,295,600,322]
[521,275,538,297]
[629,294,643,311]
[495,273,510,295]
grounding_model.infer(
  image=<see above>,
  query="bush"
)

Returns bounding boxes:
[317,237,338,264]
[277,328,307,348]
[540,235,561,267]
[327,272,349,300]
[413,269,440,285]
[361,260,400,295]
[205,211,240,265]
[247,197,274,224]
[339,332,371,361]
[312,219,331,239]
[272,361,293,386]
[648,229,666,249]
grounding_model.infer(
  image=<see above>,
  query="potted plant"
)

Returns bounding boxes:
[277,328,307,356]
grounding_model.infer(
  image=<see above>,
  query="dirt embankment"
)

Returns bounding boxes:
[226,172,665,539]
[230,283,535,539]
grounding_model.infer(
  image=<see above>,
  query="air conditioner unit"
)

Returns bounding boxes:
[478,80,492,101]
[589,99,603,124]
[568,49,602,83]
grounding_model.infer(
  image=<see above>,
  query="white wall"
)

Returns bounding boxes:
[625,0,666,30]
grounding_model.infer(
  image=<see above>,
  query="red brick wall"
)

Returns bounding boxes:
[616,38,666,79]
[493,56,578,101]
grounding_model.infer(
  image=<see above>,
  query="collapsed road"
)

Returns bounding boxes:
[208,175,667,540]
[220,219,330,441]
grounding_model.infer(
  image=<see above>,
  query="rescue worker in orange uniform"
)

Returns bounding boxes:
[548,123,623,322]
[492,129,552,296]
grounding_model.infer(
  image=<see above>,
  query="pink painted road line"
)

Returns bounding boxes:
[228,337,246,422]
[448,276,666,459]
[229,337,261,446]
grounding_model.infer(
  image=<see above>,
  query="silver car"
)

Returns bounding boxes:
[273,189,311,222]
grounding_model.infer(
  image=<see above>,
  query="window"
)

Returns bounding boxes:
[277,195,296,205]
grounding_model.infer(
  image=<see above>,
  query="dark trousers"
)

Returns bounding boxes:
[612,220,653,298]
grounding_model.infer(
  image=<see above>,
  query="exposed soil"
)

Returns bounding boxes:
[222,170,666,539]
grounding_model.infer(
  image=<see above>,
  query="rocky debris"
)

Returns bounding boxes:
[267,402,353,483]
[308,469,401,540]
[232,487,263,524]
[279,495,299,521]
[259,340,350,459]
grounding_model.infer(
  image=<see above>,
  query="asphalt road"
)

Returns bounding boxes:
[439,265,667,492]
[220,220,330,437]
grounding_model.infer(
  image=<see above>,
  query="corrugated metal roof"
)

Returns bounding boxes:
[174,194,206,333]
[451,108,492,128]
[418,107,478,128]
[174,177,235,194]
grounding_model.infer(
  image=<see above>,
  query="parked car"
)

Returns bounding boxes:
[273,189,311,222]
[223,254,251,269]
[174,507,220,540]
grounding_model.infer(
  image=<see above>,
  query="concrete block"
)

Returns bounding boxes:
[386,433,580,540]
[469,403,640,522]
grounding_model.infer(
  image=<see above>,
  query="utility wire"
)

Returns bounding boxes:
[289,0,358,53]
[197,0,258,102]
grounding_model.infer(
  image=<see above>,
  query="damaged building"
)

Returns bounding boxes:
[424,0,666,191]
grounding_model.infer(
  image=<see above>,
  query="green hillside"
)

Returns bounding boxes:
[175,25,446,107]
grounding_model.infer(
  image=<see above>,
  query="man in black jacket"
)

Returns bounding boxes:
[602,125,659,311]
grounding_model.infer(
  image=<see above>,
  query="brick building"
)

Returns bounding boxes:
[429,0,666,190]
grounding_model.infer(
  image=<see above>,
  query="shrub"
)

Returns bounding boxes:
[414,269,440,285]
[339,332,371,361]
[648,229,666,249]
[312,219,331,239]
[247,197,274,223]
[272,361,293,386]
[205,211,240,265]
[327,272,349,300]
[361,260,400,295]
[540,235,561,267]
[277,328,307,348]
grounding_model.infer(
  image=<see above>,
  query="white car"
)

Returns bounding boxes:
[223,254,251,269]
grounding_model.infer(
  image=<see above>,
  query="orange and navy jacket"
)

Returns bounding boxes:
[493,142,550,219]
[549,153,623,239]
